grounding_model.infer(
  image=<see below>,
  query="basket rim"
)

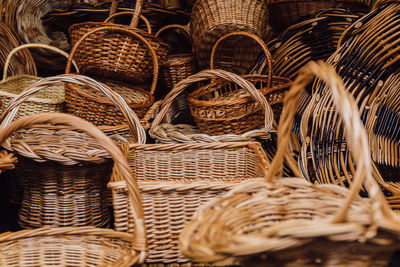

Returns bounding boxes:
[0,75,64,104]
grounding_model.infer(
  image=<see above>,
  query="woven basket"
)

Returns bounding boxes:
[268,0,369,32]
[189,0,270,71]
[0,74,146,228]
[155,24,196,92]
[150,69,275,143]
[179,61,400,267]
[68,0,169,84]
[0,43,79,120]
[109,140,269,264]
[0,112,147,266]
[65,26,158,125]
[211,31,292,121]
[0,21,36,78]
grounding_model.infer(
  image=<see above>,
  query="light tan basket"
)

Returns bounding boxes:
[0,43,78,119]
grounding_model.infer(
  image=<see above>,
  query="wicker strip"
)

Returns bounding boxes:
[0,150,16,174]
[65,25,158,125]
[150,69,274,143]
[0,113,147,266]
[179,60,400,267]
[0,43,79,120]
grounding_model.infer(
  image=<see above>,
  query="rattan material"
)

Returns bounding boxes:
[65,26,158,124]
[0,112,147,266]
[189,0,270,71]
[0,43,79,120]
[68,0,169,84]
[210,31,292,120]
[0,22,36,78]
[179,60,400,267]
[0,74,146,228]
[268,0,369,32]
[155,24,196,92]
[0,150,16,174]
[150,69,274,143]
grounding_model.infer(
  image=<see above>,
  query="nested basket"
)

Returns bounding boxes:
[189,0,270,71]
[150,69,275,143]
[0,74,145,229]
[267,0,369,32]
[108,75,270,263]
[0,44,79,119]
[68,0,169,84]
[0,112,147,266]
[209,31,292,121]
[155,24,196,92]
[179,61,400,267]
[65,26,158,125]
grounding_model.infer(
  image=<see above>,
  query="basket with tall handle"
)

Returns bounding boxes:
[0,112,147,266]
[179,61,400,266]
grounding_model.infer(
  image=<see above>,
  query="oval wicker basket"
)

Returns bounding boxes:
[155,24,196,93]
[65,26,159,125]
[179,61,400,267]
[189,0,270,71]
[0,112,147,266]
[0,44,79,120]
[68,0,169,84]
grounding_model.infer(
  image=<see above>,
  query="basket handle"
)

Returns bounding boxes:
[3,43,80,81]
[210,31,273,89]
[267,60,393,222]
[104,12,152,34]
[65,26,159,96]
[150,69,274,136]
[155,24,190,40]
[108,0,143,28]
[0,74,147,145]
[0,112,147,263]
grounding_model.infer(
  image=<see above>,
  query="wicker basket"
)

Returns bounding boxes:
[0,112,147,266]
[155,24,196,92]
[65,26,158,125]
[0,74,146,228]
[189,0,270,71]
[68,0,169,84]
[109,140,269,264]
[210,31,292,120]
[150,69,274,143]
[179,61,400,267]
[0,44,79,120]
[0,21,36,78]
[268,0,369,32]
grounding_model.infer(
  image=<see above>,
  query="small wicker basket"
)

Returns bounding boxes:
[0,112,147,266]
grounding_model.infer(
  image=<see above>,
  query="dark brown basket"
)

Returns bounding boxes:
[155,24,196,92]
[65,26,159,126]
[268,0,369,32]
[68,0,169,84]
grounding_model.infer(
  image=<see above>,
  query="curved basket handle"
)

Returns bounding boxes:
[269,60,393,223]
[0,112,147,263]
[105,12,152,34]
[150,69,274,136]
[155,24,190,39]
[107,0,143,28]
[3,43,80,81]
[210,31,273,89]
[65,26,159,96]
[0,74,146,144]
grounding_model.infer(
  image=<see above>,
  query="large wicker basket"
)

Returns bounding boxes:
[65,26,159,125]
[0,112,147,266]
[179,61,400,267]
[108,95,270,264]
[189,0,270,71]
[68,0,169,84]
[0,74,145,228]
[0,43,79,120]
